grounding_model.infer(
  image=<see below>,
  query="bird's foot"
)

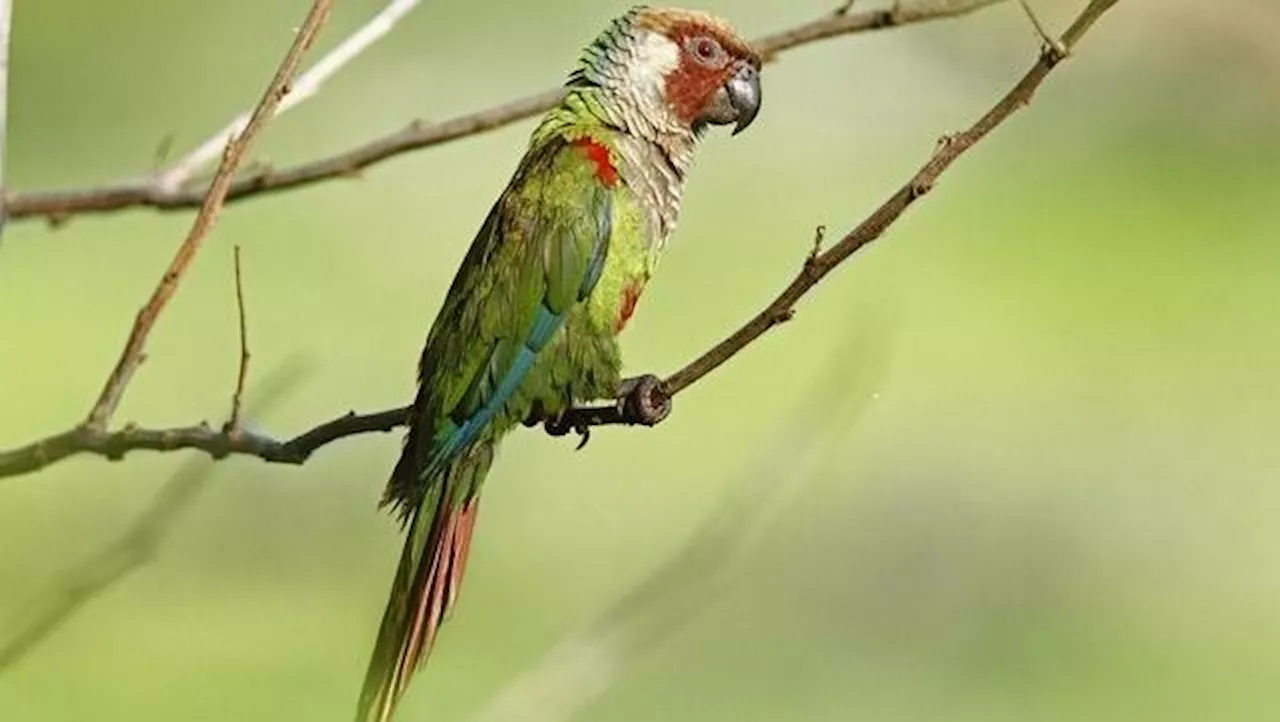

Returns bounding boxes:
[538,374,672,449]
[544,411,593,450]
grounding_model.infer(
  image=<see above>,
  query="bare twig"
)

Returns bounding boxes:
[548,0,1121,433]
[153,0,424,193]
[83,0,333,430]
[659,0,1120,397]
[0,405,409,479]
[5,0,1007,223]
[226,246,251,431]
[0,0,1120,481]
[0,365,308,673]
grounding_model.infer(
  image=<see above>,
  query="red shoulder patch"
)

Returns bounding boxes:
[573,137,619,187]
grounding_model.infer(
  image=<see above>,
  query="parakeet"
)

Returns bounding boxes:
[357,7,762,721]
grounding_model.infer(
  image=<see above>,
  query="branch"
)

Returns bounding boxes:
[0,405,409,478]
[0,0,1120,481]
[152,0,424,194]
[83,0,333,430]
[553,0,1122,431]
[5,0,1007,224]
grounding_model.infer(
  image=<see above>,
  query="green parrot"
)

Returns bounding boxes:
[358,7,762,720]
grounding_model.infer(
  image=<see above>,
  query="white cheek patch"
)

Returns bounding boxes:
[624,30,680,104]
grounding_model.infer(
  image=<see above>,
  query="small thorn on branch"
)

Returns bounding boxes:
[834,0,857,16]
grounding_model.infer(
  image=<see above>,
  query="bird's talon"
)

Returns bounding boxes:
[574,425,591,450]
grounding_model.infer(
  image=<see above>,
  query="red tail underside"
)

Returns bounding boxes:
[391,499,481,702]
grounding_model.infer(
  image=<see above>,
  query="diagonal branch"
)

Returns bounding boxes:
[553,0,1122,428]
[0,0,1121,482]
[5,0,1007,224]
[82,0,333,430]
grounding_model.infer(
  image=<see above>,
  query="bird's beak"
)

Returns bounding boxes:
[727,62,761,135]
[700,61,762,136]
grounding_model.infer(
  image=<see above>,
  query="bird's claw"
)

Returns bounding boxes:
[539,374,670,447]
[543,412,593,450]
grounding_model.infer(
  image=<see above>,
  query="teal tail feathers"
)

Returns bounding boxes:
[356,443,493,722]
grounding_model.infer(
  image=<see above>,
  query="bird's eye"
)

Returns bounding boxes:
[687,36,724,66]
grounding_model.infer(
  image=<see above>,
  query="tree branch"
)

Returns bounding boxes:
[0,0,1121,482]
[5,0,1007,224]
[555,0,1122,430]
[0,405,409,478]
[82,0,333,430]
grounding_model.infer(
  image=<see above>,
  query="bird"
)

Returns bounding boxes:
[357,7,762,721]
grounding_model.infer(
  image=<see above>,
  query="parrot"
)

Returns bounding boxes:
[357,7,762,721]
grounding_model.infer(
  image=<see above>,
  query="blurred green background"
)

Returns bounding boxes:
[3,0,1279,720]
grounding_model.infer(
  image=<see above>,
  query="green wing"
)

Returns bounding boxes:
[386,135,613,509]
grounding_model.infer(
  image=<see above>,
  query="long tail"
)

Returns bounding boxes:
[356,442,493,722]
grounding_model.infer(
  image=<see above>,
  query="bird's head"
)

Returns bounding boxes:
[572,6,763,140]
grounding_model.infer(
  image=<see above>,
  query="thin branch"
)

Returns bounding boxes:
[153,0,424,194]
[83,0,333,430]
[0,405,409,478]
[0,0,1121,481]
[658,0,1121,397]
[546,0,1121,435]
[5,0,1007,224]
[226,245,251,431]
[0,365,307,673]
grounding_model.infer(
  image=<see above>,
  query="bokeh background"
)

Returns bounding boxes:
[3,0,1279,720]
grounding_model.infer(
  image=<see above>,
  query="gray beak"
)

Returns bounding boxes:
[700,62,763,135]
[727,63,761,135]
